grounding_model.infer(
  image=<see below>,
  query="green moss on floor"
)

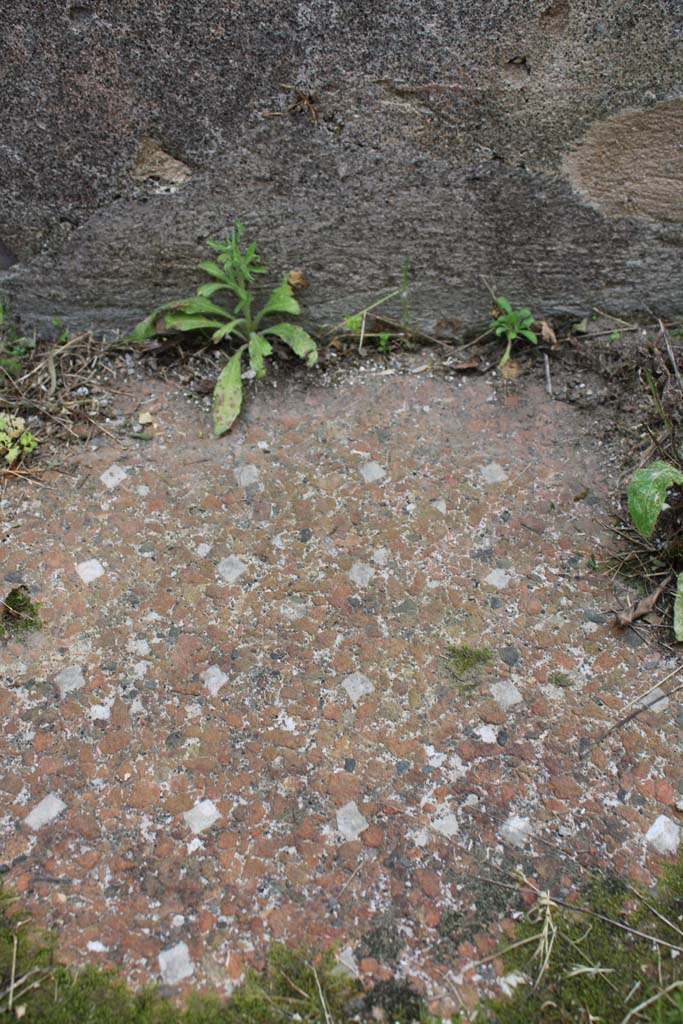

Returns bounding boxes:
[477,858,683,1024]
[0,585,41,641]
[6,853,683,1022]
[444,644,493,694]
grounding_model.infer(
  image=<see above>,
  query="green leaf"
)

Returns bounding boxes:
[627,460,683,537]
[126,312,161,342]
[167,296,232,317]
[197,281,229,298]
[256,278,300,321]
[213,347,246,436]
[496,295,512,315]
[675,574,683,642]
[162,315,229,333]
[197,259,229,282]
[520,329,538,343]
[248,333,272,378]
[211,319,246,342]
[263,323,318,366]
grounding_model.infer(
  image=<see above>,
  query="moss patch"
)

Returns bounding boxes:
[0,884,431,1023]
[480,857,683,1023]
[0,585,41,641]
[444,643,493,694]
[547,670,573,688]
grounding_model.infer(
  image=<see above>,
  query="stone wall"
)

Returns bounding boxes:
[2,0,683,332]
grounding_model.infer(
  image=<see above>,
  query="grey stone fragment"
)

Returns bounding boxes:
[480,463,508,484]
[158,941,194,984]
[336,801,368,840]
[54,665,85,697]
[341,672,374,703]
[645,815,680,854]
[235,465,259,487]
[501,814,532,848]
[349,562,375,588]
[76,559,104,583]
[360,462,386,484]
[490,680,522,709]
[100,464,127,489]
[483,569,511,590]
[183,799,221,834]
[24,793,66,830]
[201,665,228,696]
[217,556,247,583]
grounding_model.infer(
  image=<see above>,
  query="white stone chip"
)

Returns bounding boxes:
[501,814,532,848]
[638,686,669,713]
[217,556,247,583]
[646,815,681,854]
[183,799,221,835]
[99,464,127,490]
[76,558,104,583]
[158,941,194,984]
[430,811,459,837]
[483,568,511,590]
[25,793,67,830]
[500,972,527,997]
[432,499,447,515]
[201,665,228,696]
[490,680,523,709]
[336,801,369,840]
[480,462,508,484]
[349,561,375,588]
[341,672,375,703]
[360,461,386,484]
[54,665,86,697]
[87,941,109,952]
[235,465,260,487]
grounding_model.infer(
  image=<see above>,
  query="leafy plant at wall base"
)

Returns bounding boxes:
[627,460,683,641]
[126,223,317,435]
[0,413,38,465]
[489,296,538,367]
[627,461,683,538]
[0,300,33,377]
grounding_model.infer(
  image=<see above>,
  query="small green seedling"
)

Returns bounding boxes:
[126,223,318,435]
[0,300,33,378]
[0,413,38,465]
[627,459,683,640]
[341,290,400,353]
[489,296,538,367]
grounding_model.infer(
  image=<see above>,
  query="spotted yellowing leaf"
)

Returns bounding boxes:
[212,347,245,436]
[627,460,683,538]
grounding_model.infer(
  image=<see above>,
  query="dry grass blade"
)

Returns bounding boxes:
[620,979,683,1024]
[1,331,126,453]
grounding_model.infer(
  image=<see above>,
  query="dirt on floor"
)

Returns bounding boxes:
[2,326,683,1018]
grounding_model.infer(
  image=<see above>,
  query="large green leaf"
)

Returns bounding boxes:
[248,332,272,379]
[162,314,229,333]
[627,460,683,537]
[197,281,229,298]
[675,574,683,643]
[126,311,161,342]
[211,319,246,342]
[495,295,512,315]
[263,323,318,366]
[213,347,245,436]
[167,296,232,317]
[255,278,300,321]
[197,259,229,282]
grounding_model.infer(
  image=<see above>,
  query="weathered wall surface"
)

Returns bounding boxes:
[2,0,683,332]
